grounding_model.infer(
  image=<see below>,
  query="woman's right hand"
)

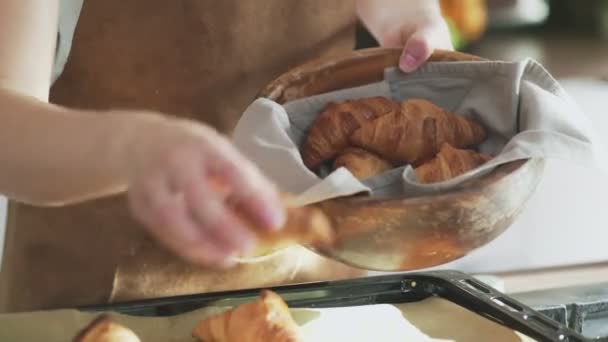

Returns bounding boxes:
[0,0,285,269]
[121,112,286,267]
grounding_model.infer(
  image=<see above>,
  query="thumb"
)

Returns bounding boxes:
[399,30,434,73]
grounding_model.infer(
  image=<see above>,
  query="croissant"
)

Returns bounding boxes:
[350,98,487,166]
[73,315,140,342]
[333,147,393,180]
[301,96,400,170]
[240,203,336,257]
[210,179,336,257]
[415,143,493,183]
[193,290,303,342]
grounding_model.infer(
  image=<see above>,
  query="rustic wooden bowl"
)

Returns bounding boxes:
[258,48,545,271]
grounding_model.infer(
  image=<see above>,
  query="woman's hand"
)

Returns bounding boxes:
[356,0,453,72]
[0,89,286,268]
[123,113,286,267]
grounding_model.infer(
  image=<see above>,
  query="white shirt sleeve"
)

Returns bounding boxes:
[51,0,84,84]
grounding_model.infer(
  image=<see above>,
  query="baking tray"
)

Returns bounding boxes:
[79,270,592,342]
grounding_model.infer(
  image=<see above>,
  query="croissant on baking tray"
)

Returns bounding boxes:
[193,290,303,342]
[301,96,400,170]
[73,315,141,342]
[333,147,393,181]
[350,98,487,166]
[415,143,493,183]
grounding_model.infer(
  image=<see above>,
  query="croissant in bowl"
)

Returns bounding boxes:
[415,143,493,183]
[301,96,400,170]
[333,147,393,181]
[350,98,487,166]
[302,96,492,187]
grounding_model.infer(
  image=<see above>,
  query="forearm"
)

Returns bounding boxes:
[0,87,135,206]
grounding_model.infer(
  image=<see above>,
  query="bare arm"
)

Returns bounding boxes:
[0,0,140,205]
[0,89,139,205]
[0,0,285,266]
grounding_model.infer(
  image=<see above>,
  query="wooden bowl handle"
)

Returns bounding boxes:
[259,48,484,104]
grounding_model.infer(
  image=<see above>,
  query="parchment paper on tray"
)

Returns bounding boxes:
[232,59,607,206]
[0,298,533,342]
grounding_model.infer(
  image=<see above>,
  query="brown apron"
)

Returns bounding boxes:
[0,0,365,313]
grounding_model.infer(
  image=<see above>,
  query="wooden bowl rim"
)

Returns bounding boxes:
[259,48,485,100]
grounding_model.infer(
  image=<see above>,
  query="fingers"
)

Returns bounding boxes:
[126,119,286,267]
[203,134,286,231]
[400,31,433,73]
[129,163,258,267]
[128,172,234,267]
[399,21,454,73]
[176,168,257,255]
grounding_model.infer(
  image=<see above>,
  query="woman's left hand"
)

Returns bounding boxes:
[356,0,454,72]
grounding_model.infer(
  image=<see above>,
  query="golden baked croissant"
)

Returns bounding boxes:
[415,143,493,183]
[210,179,336,257]
[193,290,303,342]
[241,203,336,257]
[301,96,400,170]
[350,98,487,166]
[73,315,140,342]
[333,147,393,180]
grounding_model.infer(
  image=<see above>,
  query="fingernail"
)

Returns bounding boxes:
[400,53,419,72]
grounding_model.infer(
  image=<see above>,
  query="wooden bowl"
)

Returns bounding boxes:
[258,48,545,271]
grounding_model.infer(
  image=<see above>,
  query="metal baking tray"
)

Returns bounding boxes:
[80,270,592,342]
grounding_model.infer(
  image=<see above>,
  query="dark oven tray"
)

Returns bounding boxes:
[79,270,590,342]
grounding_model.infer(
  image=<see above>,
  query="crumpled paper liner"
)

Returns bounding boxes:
[0,297,534,342]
